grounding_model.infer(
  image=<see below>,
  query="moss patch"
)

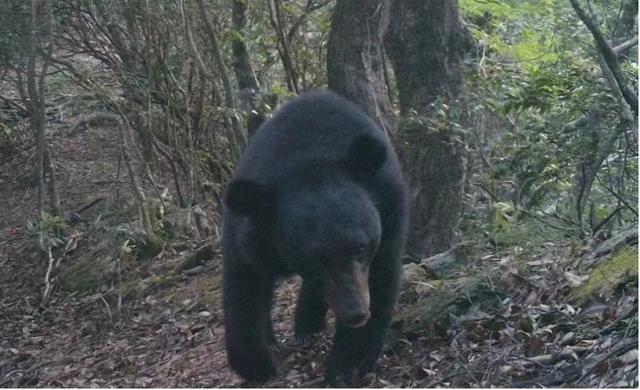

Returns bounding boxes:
[570,245,638,304]
[61,240,114,293]
[195,274,222,307]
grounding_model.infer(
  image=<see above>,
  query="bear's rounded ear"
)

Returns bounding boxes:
[344,134,387,175]
[225,179,275,217]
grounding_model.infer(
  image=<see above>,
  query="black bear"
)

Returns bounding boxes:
[222,90,408,384]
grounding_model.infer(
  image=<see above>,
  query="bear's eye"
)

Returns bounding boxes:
[357,244,367,254]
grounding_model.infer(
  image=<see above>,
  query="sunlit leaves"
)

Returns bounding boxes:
[462,0,637,233]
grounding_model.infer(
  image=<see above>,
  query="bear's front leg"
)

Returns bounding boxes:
[324,315,392,385]
[325,252,401,385]
[294,278,328,344]
[223,265,276,382]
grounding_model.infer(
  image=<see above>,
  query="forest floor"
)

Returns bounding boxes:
[0,89,637,388]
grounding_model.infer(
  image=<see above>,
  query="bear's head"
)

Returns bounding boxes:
[225,134,387,328]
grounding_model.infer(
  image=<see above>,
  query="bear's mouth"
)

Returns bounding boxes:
[341,310,371,328]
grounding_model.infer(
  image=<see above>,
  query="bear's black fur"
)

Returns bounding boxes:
[222,90,409,383]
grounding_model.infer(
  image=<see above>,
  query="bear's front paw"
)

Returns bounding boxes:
[325,358,357,387]
[294,332,322,346]
[324,368,356,387]
[229,347,277,382]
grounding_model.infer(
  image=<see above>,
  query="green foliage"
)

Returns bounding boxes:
[46,72,72,94]
[112,221,164,261]
[245,0,333,90]
[461,0,565,70]
[0,0,30,67]
[26,213,68,250]
[491,201,517,238]
[462,0,638,238]
[0,0,69,67]
[0,107,22,146]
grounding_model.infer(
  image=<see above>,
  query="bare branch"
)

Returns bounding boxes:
[569,0,638,113]
[286,0,332,44]
[613,36,638,55]
[596,174,638,216]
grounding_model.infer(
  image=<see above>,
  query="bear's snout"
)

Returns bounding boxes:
[343,309,371,328]
[326,261,371,328]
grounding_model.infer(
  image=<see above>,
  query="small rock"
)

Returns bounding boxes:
[560,332,576,346]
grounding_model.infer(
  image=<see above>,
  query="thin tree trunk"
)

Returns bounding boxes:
[568,2,638,230]
[28,0,62,218]
[230,0,263,137]
[195,0,246,147]
[119,120,153,233]
[44,146,62,216]
[179,0,243,161]
[268,0,299,93]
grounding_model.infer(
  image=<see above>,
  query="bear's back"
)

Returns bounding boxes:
[234,91,387,183]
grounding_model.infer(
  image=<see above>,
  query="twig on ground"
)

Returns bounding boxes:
[42,244,55,305]
[425,369,465,387]
[98,292,113,323]
[578,338,637,382]
[73,197,107,215]
[116,256,122,317]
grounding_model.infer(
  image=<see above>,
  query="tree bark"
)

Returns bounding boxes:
[179,0,244,162]
[230,0,263,137]
[44,146,62,216]
[268,0,299,93]
[386,0,468,257]
[385,0,466,111]
[569,112,601,231]
[28,0,62,218]
[614,0,637,42]
[195,0,246,147]
[568,1,638,230]
[327,0,394,135]
[119,119,153,234]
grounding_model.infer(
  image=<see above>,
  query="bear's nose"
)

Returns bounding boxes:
[343,310,371,328]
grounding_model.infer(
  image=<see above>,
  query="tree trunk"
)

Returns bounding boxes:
[195,0,245,148]
[386,0,468,257]
[119,120,153,234]
[230,0,263,137]
[569,0,638,113]
[568,1,638,231]
[179,0,244,162]
[616,0,637,41]
[28,0,62,218]
[44,146,62,216]
[570,113,601,231]
[327,0,394,135]
[268,0,299,93]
